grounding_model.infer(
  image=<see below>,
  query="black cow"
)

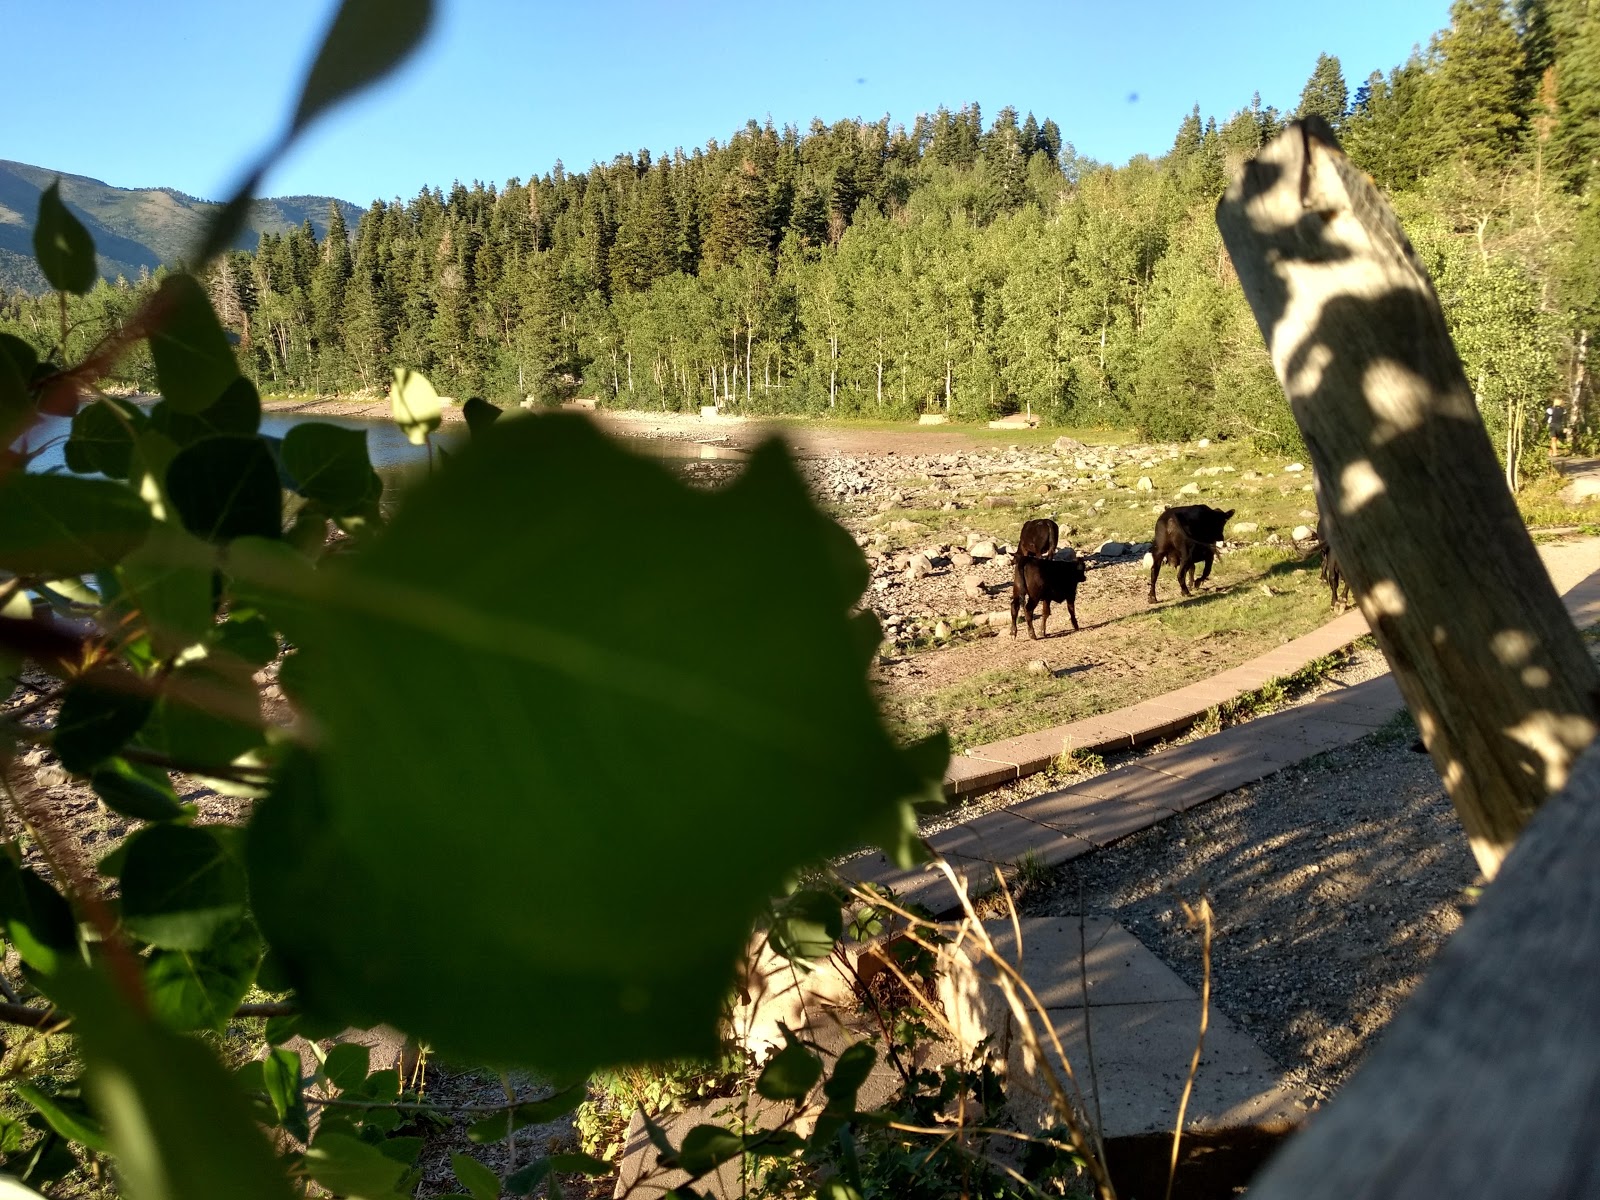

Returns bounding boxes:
[1147,504,1234,602]
[1017,517,1060,560]
[1011,557,1087,639]
[1316,528,1353,609]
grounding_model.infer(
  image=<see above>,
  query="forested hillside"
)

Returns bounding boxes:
[0,160,359,292]
[4,0,1597,457]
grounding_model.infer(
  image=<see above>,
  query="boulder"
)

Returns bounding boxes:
[1097,541,1129,557]
[950,550,974,570]
[1285,462,1306,473]
[962,574,986,600]
[1136,476,1154,491]
[887,518,919,533]
[981,495,1015,509]
[1128,541,1152,555]
[918,413,949,425]
[1197,437,1210,448]
[969,540,997,560]
[1026,659,1050,675]
[1292,524,1314,542]
[934,620,952,641]
[1177,482,1201,496]
[1232,521,1259,534]
[1054,436,1084,454]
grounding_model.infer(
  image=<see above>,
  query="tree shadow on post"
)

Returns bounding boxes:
[1216,116,1599,878]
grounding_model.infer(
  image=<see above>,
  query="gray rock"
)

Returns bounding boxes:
[1233,521,1259,534]
[1097,540,1129,557]
[1136,476,1154,491]
[1285,462,1305,473]
[962,574,987,600]
[934,620,952,641]
[981,495,1015,509]
[969,540,997,560]
[1178,482,1201,496]
[950,550,974,570]
[1292,524,1314,542]
[887,518,919,533]
[1026,659,1050,675]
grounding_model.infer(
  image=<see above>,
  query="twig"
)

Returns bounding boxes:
[1079,884,1106,1166]
[1165,896,1213,1200]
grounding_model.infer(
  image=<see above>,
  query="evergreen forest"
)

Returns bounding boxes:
[6,0,1600,460]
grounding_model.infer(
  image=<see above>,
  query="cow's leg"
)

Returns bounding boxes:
[1067,595,1079,630]
[1011,591,1022,637]
[1041,599,1051,637]
[1197,549,1215,585]
[1026,599,1040,640]
[1148,559,1162,603]
[1178,552,1194,596]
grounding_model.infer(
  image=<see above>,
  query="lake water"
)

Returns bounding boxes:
[16,406,745,474]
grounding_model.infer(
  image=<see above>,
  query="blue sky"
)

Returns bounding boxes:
[10,0,1449,205]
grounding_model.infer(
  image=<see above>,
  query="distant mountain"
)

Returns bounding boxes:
[0,160,361,292]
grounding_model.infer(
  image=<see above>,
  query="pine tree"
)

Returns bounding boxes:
[1171,105,1204,160]
[1428,0,1529,171]
[1547,0,1600,188]
[1296,53,1350,131]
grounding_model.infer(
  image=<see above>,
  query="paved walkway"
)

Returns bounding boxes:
[853,538,1600,917]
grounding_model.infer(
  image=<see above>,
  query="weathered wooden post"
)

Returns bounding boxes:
[1215,117,1599,878]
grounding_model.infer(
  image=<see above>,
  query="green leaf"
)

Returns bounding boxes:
[769,890,843,963]
[89,758,186,822]
[672,1124,745,1177]
[65,397,146,479]
[755,1031,823,1101]
[463,397,501,437]
[47,965,297,1200]
[53,671,152,773]
[148,376,261,446]
[112,524,216,655]
[280,422,379,515]
[166,435,283,542]
[13,1083,106,1153]
[214,613,279,667]
[0,864,82,979]
[262,1045,305,1126]
[243,417,941,1072]
[145,920,261,1032]
[465,1082,586,1144]
[0,333,38,379]
[119,824,247,950]
[451,1152,500,1200]
[822,1041,877,1112]
[389,367,441,445]
[0,473,151,577]
[321,1042,370,1092]
[292,0,435,135]
[0,338,31,450]
[377,1136,424,1165]
[137,660,266,789]
[147,275,239,414]
[303,1132,408,1199]
[33,182,96,295]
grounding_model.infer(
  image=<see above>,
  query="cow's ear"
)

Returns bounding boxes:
[1224,509,1235,519]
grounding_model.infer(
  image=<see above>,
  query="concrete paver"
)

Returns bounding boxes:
[939,919,1305,1137]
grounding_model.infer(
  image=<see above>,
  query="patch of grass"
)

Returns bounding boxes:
[1370,707,1420,748]
[1516,469,1600,530]
[1012,849,1053,892]
[1054,747,1105,776]
[882,557,1346,751]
